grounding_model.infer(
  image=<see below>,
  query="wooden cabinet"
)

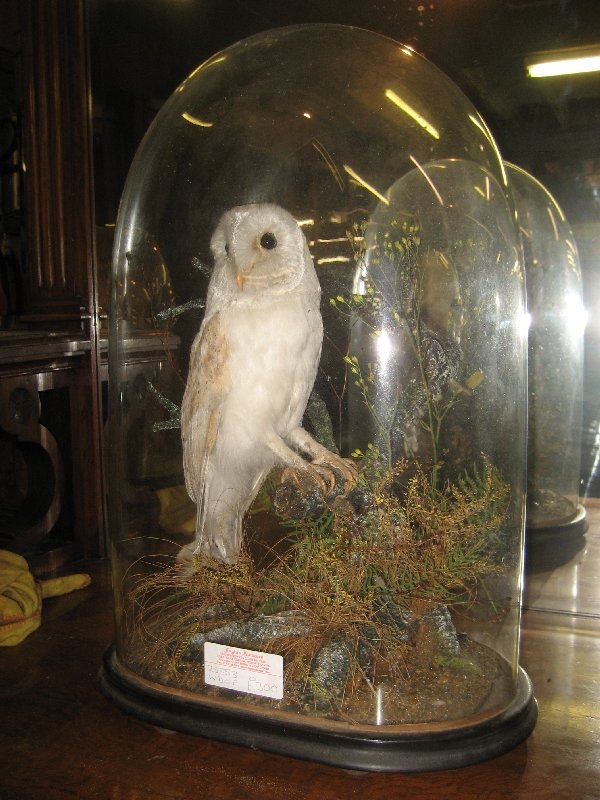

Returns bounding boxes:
[0,1,105,558]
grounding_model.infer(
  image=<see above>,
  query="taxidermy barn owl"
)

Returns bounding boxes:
[180,203,356,565]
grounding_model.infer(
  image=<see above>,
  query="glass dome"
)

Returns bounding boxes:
[101,25,536,771]
[506,163,587,538]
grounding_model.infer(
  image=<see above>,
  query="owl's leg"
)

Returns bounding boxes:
[285,428,358,491]
[176,503,242,568]
[177,467,258,568]
[265,434,334,496]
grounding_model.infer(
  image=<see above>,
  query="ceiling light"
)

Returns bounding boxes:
[526,47,600,78]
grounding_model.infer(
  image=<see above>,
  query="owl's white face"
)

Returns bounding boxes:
[210,203,311,297]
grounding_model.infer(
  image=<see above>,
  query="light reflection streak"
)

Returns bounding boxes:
[181,112,213,128]
[176,56,226,92]
[468,113,496,150]
[563,290,589,341]
[474,176,491,201]
[317,256,352,265]
[375,685,385,725]
[385,88,440,139]
[584,420,600,498]
[468,115,508,185]
[343,165,389,205]
[312,139,345,191]
[546,206,560,240]
[409,156,443,205]
[375,328,394,365]
[518,310,532,341]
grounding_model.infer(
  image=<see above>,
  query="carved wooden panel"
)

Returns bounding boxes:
[11,0,106,557]
[20,0,96,324]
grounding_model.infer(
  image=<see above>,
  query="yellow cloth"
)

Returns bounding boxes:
[0,549,91,646]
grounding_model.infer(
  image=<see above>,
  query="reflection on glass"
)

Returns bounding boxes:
[507,163,587,536]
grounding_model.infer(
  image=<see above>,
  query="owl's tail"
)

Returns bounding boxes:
[180,467,266,566]
[199,477,244,564]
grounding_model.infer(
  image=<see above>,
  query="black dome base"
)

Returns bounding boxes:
[526,503,588,540]
[99,645,537,773]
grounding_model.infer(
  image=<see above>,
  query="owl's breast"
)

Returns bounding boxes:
[222,292,322,438]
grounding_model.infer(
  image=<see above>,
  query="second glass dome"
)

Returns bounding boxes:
[507,163,587,538]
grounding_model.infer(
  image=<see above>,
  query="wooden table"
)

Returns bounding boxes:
[0,331,94,555]
[1,502,599,799]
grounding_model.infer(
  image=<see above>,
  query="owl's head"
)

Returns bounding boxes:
[210,203,315,296]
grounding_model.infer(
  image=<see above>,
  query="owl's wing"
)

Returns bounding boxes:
[180,313,231,505]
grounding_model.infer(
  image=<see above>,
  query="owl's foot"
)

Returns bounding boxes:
[280,452,357,502]
[280,464,331,498]
[284,428,358,496]
[312,452,358,491]
[275,455,357,520]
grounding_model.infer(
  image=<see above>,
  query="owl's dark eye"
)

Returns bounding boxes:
[260,232,277,250]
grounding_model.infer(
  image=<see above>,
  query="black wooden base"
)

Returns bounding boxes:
[99,646,537,773]
[526,503,588,540]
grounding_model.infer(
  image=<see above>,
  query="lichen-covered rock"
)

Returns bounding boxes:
[374,598,419,642]
[273,475,326,519]
[305,636,352,707]
[184,611,311,657]
[421,604,460,656]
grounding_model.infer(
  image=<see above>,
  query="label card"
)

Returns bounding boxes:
[204,642,284,700]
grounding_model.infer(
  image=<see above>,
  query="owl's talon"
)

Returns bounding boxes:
[280,466,305,490]
[312,453,358,492]
[280,463,332,498]
[274,451,359,520]
[310,463,336,496]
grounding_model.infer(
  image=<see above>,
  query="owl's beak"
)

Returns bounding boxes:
[237,259,257,290]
